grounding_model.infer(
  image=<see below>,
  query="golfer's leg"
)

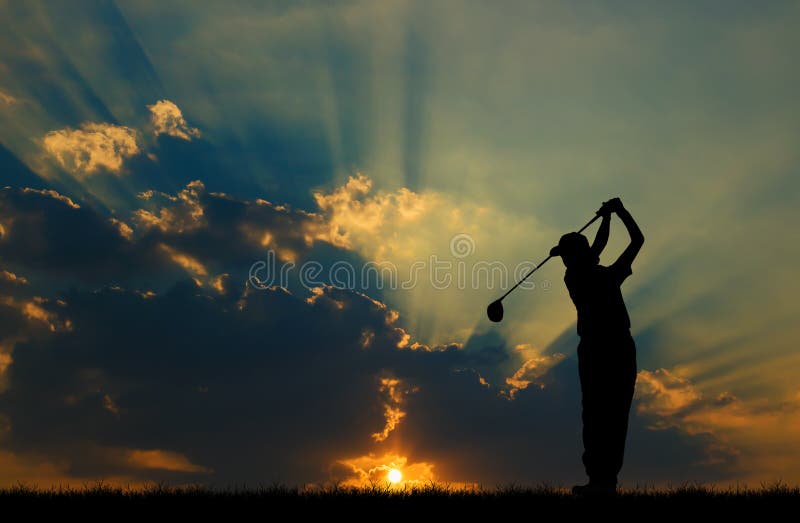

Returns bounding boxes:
[579,348,604,480]
[610,338,638,479]
[593,367,619,486]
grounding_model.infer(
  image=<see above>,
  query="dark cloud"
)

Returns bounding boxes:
[0,282,416,483]
[0,177,736,486]
[0,180,345,290]
[0,269,29,296]
[0,280,730,486]
[0,186,157,282]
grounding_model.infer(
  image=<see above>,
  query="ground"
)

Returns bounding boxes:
[2,483,797,516]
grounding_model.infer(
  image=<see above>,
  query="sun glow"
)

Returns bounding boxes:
[387,468,402,484]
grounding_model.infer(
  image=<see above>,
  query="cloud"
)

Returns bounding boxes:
[43,123,140,176]
[6,171,550,347]
[124,449,211,473]
[0,293,73,393]
[636,368,704,421]
[0,277,728,486]
[0,90,17,106]
[132,180,206,233]
[159,243,208,279]
[0,282,426,484]
[147,100,201,141]
[210,273,228,294]
[21,188,80,209]
[0,178,746,487]
[21,298,72,332]
[0,450,74,487]
[371,377,415,442]
[334,452,436,488]
[0,295,72,334]
[37,100,201,183]
[0,270,28,287]
[635,367,800,481]
[0,178,334,286]
[103,393,121,416]
[503,351,566,399]
[0,186,158,281]
[109,218,133,240]
[313,174,437,258]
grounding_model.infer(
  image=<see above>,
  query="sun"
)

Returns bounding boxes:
[387,468,402,484]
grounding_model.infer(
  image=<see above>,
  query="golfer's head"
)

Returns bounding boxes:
[554,232,596,268]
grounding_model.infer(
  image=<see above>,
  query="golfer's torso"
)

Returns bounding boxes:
[564,265,631,338]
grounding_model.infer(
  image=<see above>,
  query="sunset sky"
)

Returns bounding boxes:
[1,1,799,488]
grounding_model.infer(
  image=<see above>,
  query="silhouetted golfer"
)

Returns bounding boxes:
[550,197,644,496]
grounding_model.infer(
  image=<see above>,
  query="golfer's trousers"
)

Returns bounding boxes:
[577,331,637,485]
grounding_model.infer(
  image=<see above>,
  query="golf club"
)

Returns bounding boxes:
[486,212,602,322]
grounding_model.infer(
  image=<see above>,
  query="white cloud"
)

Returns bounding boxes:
[37,100,199,180]
[147,99,201,140]
[42,123,140,177]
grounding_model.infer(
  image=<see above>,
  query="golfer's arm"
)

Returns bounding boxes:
[590,214,610,258]
[615,207,644,266]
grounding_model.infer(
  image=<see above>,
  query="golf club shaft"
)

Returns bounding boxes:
[497,213,602,301]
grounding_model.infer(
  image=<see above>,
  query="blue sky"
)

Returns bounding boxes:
[0,0,799,487]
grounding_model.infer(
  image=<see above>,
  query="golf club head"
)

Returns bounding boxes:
[487,299,504,322]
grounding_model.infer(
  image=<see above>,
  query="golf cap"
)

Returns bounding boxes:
[551,232,590,257]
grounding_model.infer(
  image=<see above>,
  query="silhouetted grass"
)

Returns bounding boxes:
[2,481,797,515]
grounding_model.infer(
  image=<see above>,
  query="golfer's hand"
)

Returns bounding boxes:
[597,199,615,217]
[604,197,624,214]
